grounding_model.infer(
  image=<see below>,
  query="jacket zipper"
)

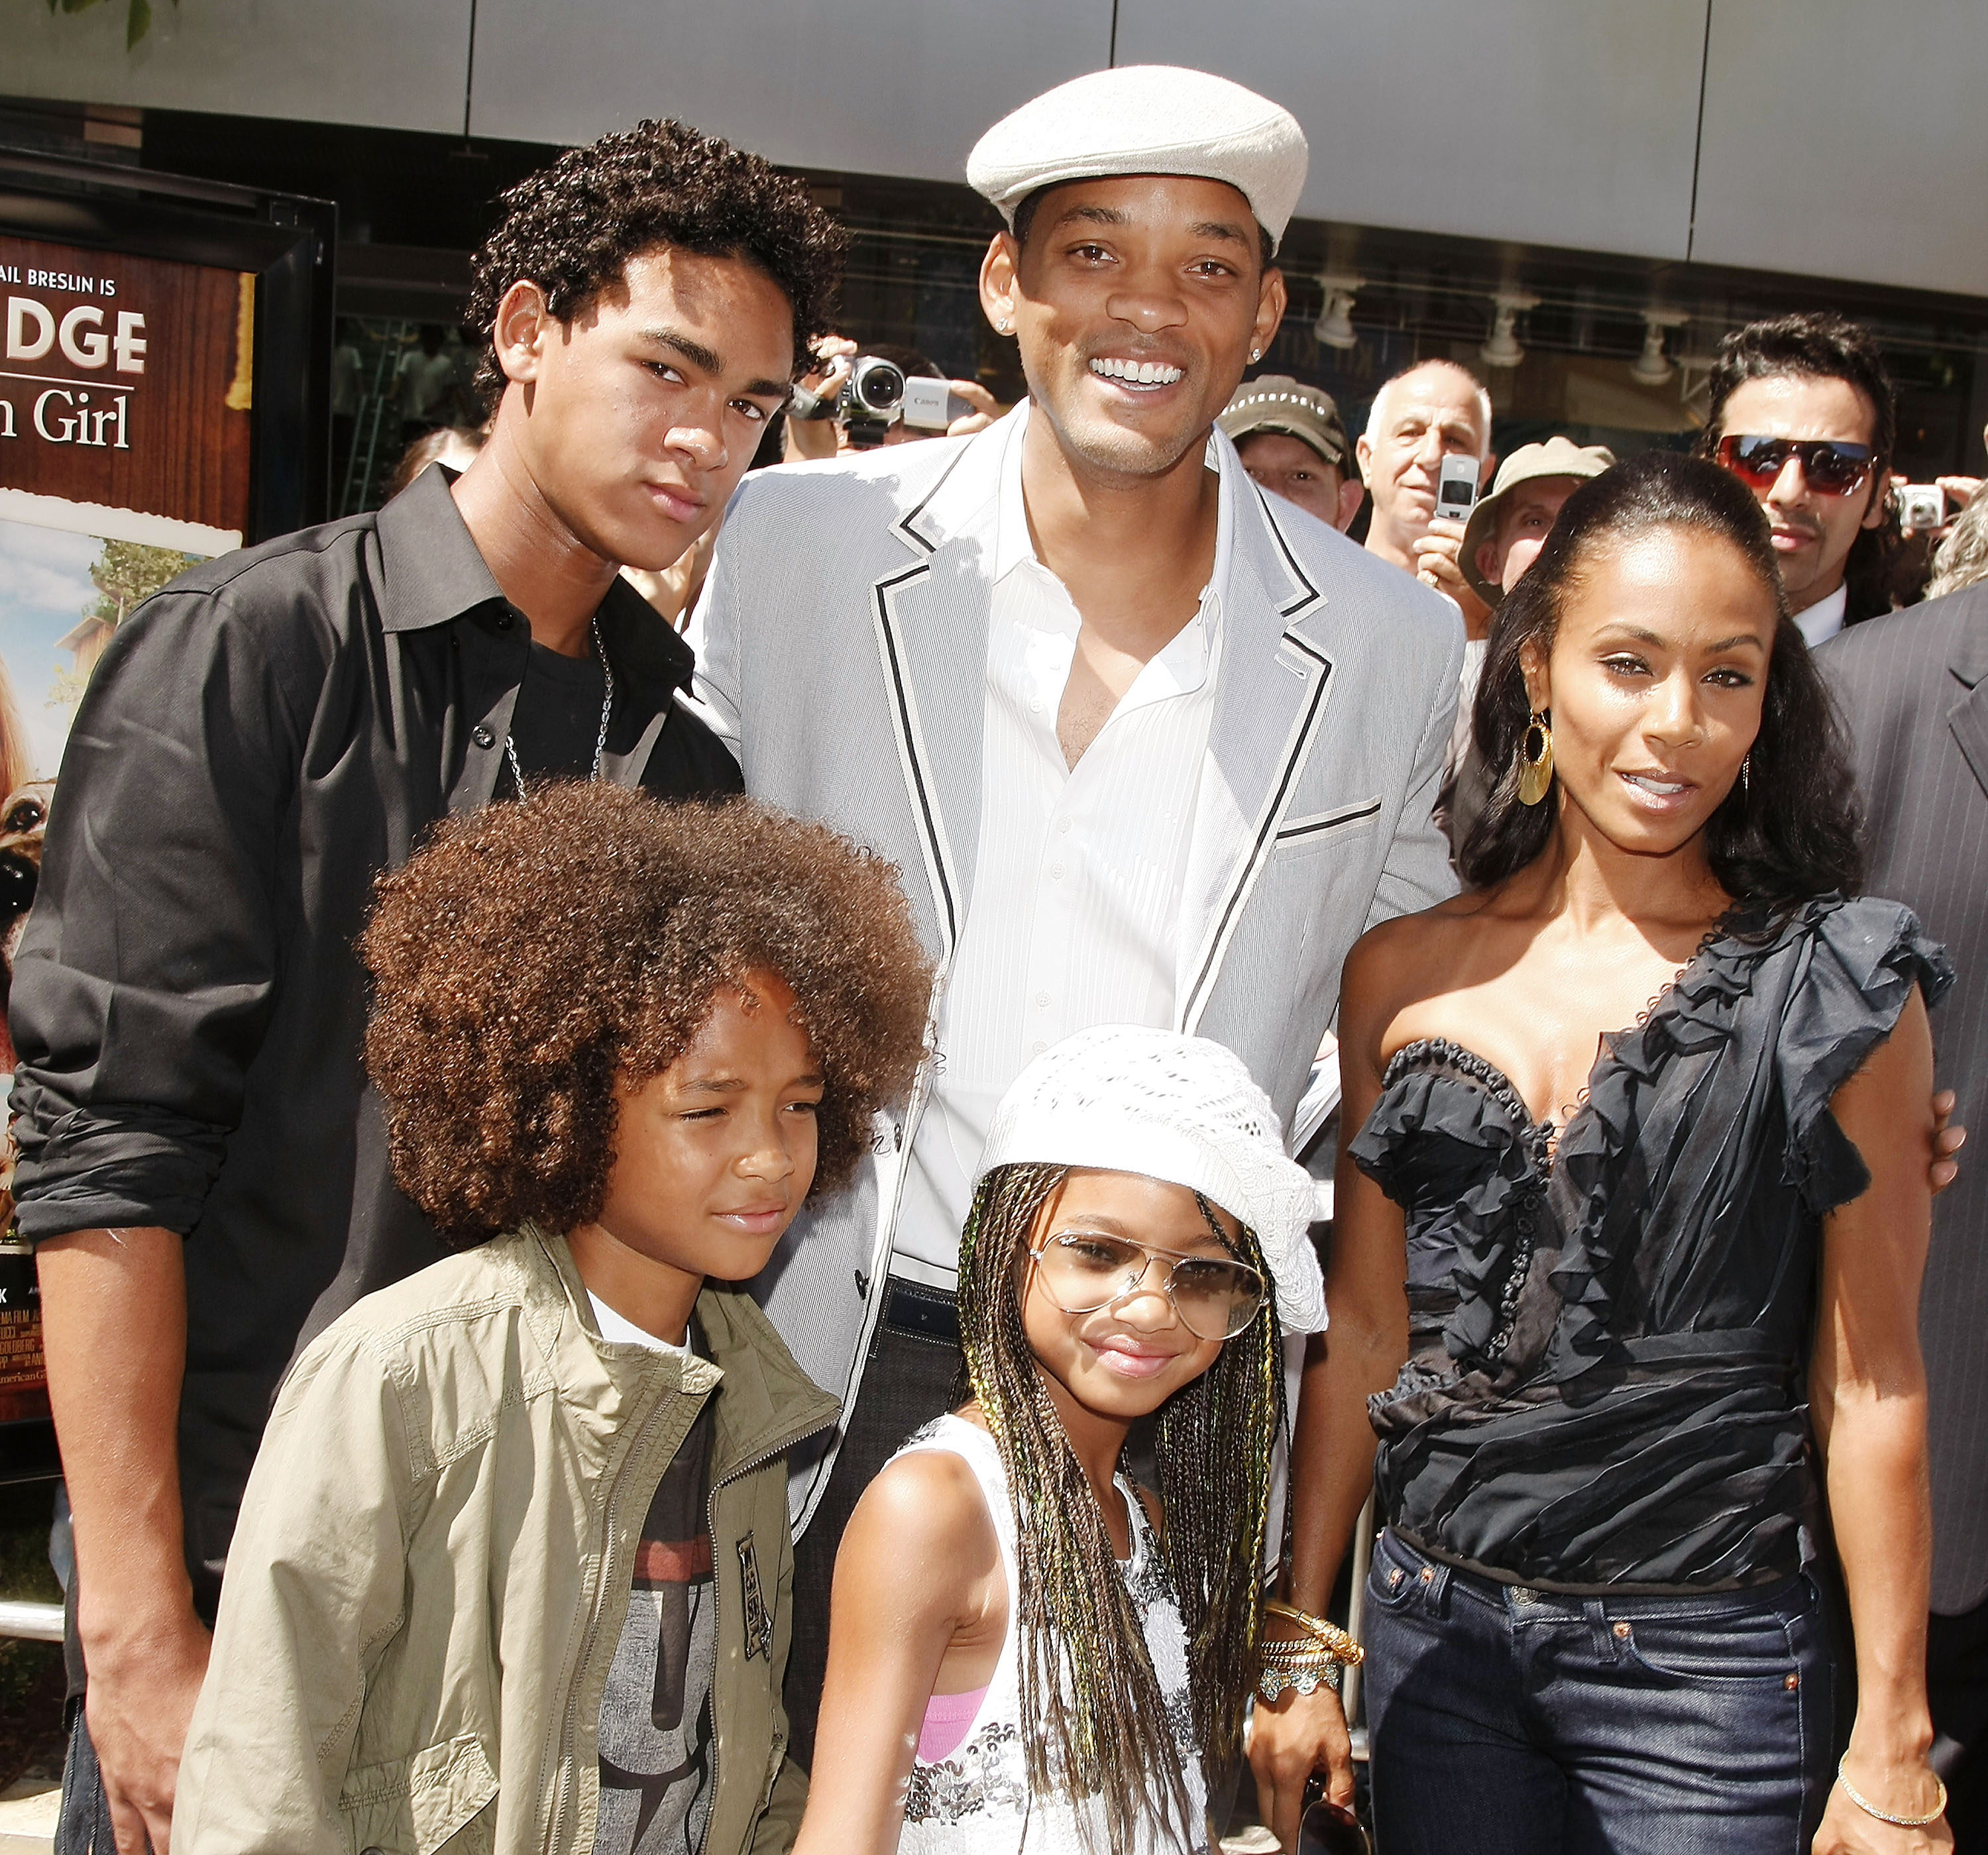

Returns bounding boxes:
[542,1387,675,1855]
[702,1408,839,1832]
[543,1399,836,1855]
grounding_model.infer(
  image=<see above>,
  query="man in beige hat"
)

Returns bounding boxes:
[1436,435,1615,859]
[688,64,1461,1762]
[1460,433,1616,608]
[1221,374,1366,532]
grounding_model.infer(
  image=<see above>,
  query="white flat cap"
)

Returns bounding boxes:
[978,1026,1327,1334]
[967,65,1309,254]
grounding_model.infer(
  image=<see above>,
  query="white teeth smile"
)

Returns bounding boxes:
[1089,357,1184,387]
[1623,773,1690,796]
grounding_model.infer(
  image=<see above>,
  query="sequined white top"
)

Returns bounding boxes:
[891,1414,1209,1854]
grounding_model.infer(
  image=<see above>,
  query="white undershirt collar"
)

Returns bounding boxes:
[1794,582,1848,649]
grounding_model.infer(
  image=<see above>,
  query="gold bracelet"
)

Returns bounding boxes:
[1258,1644,1340,1671]
[1836,1758,1948,1828]
[1262,1599,1365,1668]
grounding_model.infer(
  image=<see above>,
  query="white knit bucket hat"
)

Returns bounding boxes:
[977,1025,1327,1334]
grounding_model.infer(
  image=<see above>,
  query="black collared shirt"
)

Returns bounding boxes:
[9,464,740,1598]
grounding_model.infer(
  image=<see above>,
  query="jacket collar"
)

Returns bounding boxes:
[516,1225,838,1481]
[1176,452,1335,1024]
[1950,592,1988,688]
[869,409,1331,999]
[1946,589,1988,802]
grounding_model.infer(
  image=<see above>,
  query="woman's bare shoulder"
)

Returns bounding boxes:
[844,1431,999,1577]
[1347,891,1500,1000]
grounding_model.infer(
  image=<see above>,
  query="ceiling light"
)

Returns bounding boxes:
[1631,308,1691,386]
[1314,273,1364,350]
[1480,292,1539,369]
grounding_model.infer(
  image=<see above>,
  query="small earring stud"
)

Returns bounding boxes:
[1249,347,1261,362]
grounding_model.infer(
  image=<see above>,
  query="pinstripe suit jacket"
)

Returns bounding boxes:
[690,409,1463,1529]
[1822,586,1988,1614]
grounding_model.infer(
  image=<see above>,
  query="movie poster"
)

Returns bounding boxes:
[0,233,256,1340]
[1,233,252,770]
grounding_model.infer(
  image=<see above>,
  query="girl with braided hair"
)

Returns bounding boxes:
[795,1026,1328,1855]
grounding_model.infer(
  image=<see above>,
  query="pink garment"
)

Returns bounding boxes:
[916,1685,989,1763]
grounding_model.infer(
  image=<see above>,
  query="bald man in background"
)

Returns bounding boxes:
[1358,358,1496,635]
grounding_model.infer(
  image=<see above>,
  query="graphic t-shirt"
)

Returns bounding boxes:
[589,1297,718,1855]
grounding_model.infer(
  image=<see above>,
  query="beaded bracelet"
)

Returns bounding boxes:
[1836,1758,1948,1829]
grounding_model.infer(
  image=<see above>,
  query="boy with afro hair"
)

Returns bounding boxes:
[173,784,930,1855]
[15,121,843,1855]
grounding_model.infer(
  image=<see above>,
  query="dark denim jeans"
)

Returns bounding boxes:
[1362,1528,1833,1854]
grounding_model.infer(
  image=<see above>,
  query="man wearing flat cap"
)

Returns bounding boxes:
[1221,374,1367,533]
[688,62,1461,1756]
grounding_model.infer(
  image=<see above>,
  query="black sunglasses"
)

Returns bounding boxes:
[1716,434,1873,496]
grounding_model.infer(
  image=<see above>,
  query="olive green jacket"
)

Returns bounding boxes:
[175,1226,838,1855]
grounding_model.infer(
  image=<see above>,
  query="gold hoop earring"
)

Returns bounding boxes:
[1517,710,1555,806]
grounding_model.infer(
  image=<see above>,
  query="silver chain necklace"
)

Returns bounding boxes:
[504,613,614,796]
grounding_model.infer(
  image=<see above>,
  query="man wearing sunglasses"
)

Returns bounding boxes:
[1702,311,1897,647]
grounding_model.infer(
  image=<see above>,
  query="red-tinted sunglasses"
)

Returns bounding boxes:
[1716,434,1874,496]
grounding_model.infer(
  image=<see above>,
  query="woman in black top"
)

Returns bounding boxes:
[1252,454,1952,1852]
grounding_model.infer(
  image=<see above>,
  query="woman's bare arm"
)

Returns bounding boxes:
[793,1448,1002,1855]
[1809,988,1952,1853]
[1248,928,1413,1850]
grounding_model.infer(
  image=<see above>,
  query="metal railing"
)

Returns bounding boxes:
[0,1601,62,1643]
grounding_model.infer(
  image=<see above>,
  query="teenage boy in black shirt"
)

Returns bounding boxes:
[10,119,842,1855]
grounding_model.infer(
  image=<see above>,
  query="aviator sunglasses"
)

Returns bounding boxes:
[1716,434,1874,496]
[1025,1230,1267,1342]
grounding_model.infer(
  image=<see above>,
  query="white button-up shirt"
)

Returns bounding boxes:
[1795,582,1848,649]
[891,410,1234,1281]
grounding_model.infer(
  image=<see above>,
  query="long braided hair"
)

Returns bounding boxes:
[954,1163,1287,1852]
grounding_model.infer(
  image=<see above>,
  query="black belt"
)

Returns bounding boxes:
[883,1279,959,1345]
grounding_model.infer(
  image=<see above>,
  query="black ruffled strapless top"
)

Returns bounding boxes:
[1352,894,1952,1593]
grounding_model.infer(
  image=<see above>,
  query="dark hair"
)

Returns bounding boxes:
[1010,184,1276,272]
[1700,311,1901,621]
[465,119,847,406]
[1460,450,1864,909]
[955,1163,1283,1854]
[359,784,932,1245]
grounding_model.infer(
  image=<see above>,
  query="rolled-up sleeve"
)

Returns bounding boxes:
[9,582,305,1241]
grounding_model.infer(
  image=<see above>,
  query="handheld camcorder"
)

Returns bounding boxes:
[789,355,971,447]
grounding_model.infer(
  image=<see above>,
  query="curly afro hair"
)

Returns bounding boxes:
[359,784,932,1246]
[465,117,847,405]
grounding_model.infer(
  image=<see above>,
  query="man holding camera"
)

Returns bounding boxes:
[1356,357,1496,631]
[783,335,999,455]
[688,62,1461,1760]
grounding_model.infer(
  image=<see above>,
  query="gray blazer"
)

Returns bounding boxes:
[691,411,1463,1529]
[1822,587,1988,1615]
